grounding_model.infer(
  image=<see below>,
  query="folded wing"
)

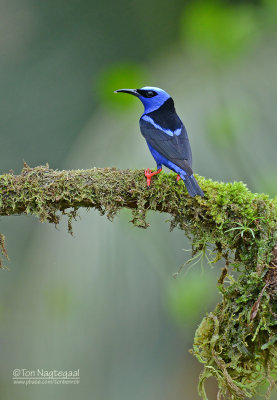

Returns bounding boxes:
[139,118,193,175]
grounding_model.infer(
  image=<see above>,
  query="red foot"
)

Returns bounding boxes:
[144,168,162,187]
[176,174,181,182]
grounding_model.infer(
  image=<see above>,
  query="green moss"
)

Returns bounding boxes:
[0,164,276,398]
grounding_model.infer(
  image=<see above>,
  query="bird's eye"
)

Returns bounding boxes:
[145,90,157,98]
[136,89,158,98]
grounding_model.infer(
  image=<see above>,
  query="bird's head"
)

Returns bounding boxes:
[114,86,171,114]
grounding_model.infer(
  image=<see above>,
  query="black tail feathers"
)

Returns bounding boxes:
[183,174,204,197]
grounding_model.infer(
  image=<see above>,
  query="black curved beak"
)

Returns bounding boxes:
[114,89,140,97]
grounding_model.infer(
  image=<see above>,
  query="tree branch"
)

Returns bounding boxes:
[0,163,276,399]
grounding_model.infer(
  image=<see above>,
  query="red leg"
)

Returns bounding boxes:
[176,174,181,182]
[144,168,162,187]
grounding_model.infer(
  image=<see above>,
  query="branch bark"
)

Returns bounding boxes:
[0,163,276,399]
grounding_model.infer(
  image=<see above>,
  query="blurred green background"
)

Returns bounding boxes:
[0,0,276,399]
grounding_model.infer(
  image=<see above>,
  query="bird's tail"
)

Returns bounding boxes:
[183,174,204,197]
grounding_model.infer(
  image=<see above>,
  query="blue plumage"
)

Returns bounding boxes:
[115,86,204,197]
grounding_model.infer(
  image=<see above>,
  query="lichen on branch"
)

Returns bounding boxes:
[0,163,276,399]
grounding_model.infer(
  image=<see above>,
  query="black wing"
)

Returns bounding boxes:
[139,118,193,175]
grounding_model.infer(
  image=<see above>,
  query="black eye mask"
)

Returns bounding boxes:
[136,89,158,98]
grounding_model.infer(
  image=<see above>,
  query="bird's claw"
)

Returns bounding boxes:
[144,168,153,187]
[144,168,162,187]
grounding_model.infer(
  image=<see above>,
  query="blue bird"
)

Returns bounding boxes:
[114,86,204,197]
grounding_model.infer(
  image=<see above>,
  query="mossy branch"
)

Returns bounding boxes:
[0,163,276,399]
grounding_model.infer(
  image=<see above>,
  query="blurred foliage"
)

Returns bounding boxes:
[166,269,218,326]
[45,286,73,318]
[181,0,259,63]
[258,172,277,199]
[262,0,277,24]
[96,63,147,110]
[206,105,252,149]
[207,108,239,149]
